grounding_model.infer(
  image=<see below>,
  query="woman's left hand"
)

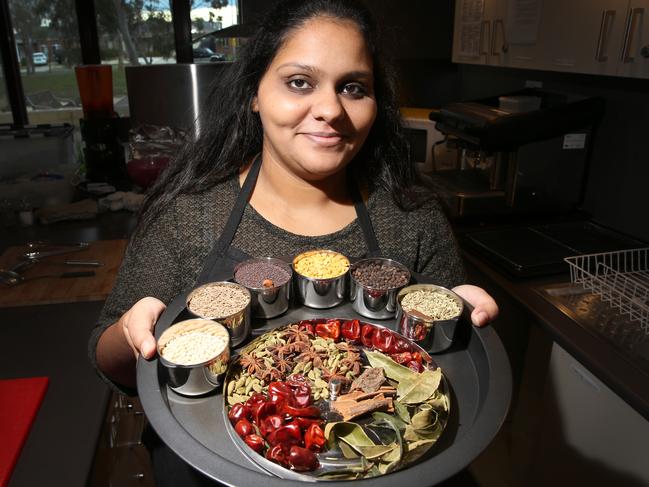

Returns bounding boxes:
[451,284,499,327]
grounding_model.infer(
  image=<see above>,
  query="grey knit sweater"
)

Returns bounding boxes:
[89,176,465,391]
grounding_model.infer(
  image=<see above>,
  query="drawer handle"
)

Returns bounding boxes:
[491,19,509,55]
[621,8,645,63]
[479,20,491,55]
[595,9,616,62]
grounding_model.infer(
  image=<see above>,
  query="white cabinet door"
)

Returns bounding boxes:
[617,0,649,78]
[528,343,649,486]
[536,0,628,75]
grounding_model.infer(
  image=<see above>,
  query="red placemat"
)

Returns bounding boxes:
[0,377,49,487]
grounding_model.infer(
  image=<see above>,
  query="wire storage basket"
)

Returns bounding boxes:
[565,248,649,332]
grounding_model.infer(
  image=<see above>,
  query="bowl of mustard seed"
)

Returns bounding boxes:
[234,257,292,319]
[292,249,350,309]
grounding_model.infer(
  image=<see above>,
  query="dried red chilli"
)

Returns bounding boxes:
[304,423,326,452]
[234,418,254,437]
[360,323,375,348]
[289,445,319,471]
[341,319,361,342]
[315,320,340,341]
[244,434,265,453]
[372,327,396,353]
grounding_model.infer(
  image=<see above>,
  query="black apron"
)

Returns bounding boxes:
[194,154,382,286]
[147,155,382,487]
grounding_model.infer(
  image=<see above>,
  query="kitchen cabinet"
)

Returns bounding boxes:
[527,344,649,486]
[452,0,509,66]
[536,0,649,77]
[452,0,649,78]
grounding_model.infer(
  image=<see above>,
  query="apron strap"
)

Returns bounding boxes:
[195,155,262,283]
[348,178,381,256]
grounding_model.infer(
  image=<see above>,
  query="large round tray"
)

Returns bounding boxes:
[222,320,450,481]
[137,282,512,486]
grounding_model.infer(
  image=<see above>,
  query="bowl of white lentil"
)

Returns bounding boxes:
[395,284,464,353]
[157,319,231,396]
[186,281,251,346]
[292,249,350,309]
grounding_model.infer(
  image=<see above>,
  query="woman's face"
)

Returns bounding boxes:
[253,17,377,181]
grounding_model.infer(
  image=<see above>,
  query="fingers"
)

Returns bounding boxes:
[121,297,166,360]
[452,284,499,327]
[470,295,499,327]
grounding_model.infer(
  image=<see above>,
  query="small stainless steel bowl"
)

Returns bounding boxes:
[292,250,349,309]
[158,319,231,396]
[233,257,292,319]
[349,258,411,319]
[186,281,251,347]
[396,284,464,354]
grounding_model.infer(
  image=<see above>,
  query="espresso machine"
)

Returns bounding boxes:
[427,90,605,218]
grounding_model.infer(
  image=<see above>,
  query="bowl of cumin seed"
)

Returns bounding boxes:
[186,281,251,347]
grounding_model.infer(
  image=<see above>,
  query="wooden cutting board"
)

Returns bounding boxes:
[0,240,127,308]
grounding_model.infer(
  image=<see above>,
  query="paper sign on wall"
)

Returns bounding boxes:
[459,0,485,56]
[508,0,543,44]
[563,133,587,150]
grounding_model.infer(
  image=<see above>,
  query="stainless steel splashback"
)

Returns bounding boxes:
[125,63,232,134]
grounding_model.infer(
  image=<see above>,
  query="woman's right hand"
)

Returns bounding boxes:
[118,296,167,360]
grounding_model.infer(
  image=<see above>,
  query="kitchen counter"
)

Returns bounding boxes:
[459,244,649,422]
[0,212,136,487]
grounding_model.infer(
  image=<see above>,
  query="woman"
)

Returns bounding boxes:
[90,0,497,484]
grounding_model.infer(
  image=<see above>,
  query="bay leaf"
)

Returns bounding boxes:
[410,407,437,430]
[397,368,442,404]
[372,411,407,431]
[364,350,417,383]
[427,390,450,411]
[394,401,411,424]
[401,438,436,464]
[371,411,404,473]
[324,421,394,459]
[339,440,359,459]
[356,443,398,460]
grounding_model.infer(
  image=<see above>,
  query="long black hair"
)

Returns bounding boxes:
[138,0,420,231]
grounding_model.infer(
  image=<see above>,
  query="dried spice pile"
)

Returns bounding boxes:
[352,261,409,289]
[188,283,250,318]
[400,289,461,320]
[226,322,363,405]
[293,251,349,279]
[235,261,291,288]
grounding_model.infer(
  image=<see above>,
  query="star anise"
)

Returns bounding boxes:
[260,367,284,382]
[281,324,314,344]
[238,351,266,378]
[295,347,325,369]
[271,341,308,361]
[272,354,294,378]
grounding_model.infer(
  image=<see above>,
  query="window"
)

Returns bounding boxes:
[191,0,242,63]
[7,0,82,124]
[0,0,243,126]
